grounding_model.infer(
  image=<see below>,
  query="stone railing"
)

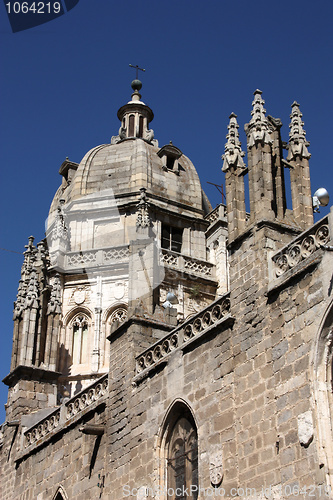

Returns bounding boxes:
[66,245,129,269]
[160,249,215,279]
[205,204,226,226]
[272,217,329,278]
[135,294,231,374]
[23,375,108,449]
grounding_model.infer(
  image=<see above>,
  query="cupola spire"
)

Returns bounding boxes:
[111,70,155,145]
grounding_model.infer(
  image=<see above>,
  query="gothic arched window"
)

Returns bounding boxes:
[160,402,198,500]
[167,416,198,499]
[110,307,128,326]
[71,314,89,364]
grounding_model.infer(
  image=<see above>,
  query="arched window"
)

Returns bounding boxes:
[71,314,89,364]
[138,115,144,138]
[159,401,198,500]
[314,302,333,492]
[168,416,198,499]
[129,115,135,137]
[110,307,128,326]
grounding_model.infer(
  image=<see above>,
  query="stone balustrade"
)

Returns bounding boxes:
[160,249,215,279]
[135,294,231,375]
[271,216,329,278]
[65,245,130,269]
[205,204,226,226]
[23,375,108,450]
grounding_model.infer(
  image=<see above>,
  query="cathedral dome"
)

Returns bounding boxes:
[49,84,211,219]
[50,139,207,214]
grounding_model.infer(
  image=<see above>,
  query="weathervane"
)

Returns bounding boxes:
[129,64,146,80]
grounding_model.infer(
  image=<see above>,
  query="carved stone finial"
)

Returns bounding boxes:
[24,269,39,310]
[47,274,62,315]
[247,90,273,147]
[222,113,246,172]
[52,200,68,243]
[136,188,151,229]
[286,101,311,160]
[13,279,26,320]
[21,236,37,277]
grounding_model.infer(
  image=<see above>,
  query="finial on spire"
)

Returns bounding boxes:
[129,64,145,94]
[222,113,246,172]
[287,101,311,160]
[246,90,272,147]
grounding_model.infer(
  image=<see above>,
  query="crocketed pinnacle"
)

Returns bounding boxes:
[247,90,272,147]
[222,113,246,172]
[287,101,311,160]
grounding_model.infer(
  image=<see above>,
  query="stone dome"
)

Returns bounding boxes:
[49,138,211,217]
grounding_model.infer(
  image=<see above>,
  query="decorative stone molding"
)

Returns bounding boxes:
[272,218,329,278]
[160,249,215,279]
[135,294,231,374]
[23,374,108,450]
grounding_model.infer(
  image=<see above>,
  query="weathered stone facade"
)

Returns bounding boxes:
[0,84,332,500]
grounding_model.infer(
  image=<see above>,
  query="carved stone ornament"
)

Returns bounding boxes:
[136,187,151,228]
[209,451,223,486]
[74,287,86,305]
[47,274,62,315]
[297,411,313,447]
[114,282,126,300]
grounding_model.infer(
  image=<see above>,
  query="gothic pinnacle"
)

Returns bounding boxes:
[287,101,311,160]
[247,90,272,147]
[222,113,246,172]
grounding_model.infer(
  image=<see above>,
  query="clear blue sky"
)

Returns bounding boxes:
[0,0,332,422]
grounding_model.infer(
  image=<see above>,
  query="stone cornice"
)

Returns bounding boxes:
[3,365,61,387]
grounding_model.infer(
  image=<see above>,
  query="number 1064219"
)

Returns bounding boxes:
[5,2,62,14]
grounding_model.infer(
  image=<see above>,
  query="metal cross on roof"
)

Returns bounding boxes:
[129,64,146,80]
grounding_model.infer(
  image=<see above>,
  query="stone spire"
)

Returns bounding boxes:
[222,113,246,172]
[287,101,311,160]
[222,114,247,242]
[245,90,275,222]
[286,101,313,229]
[247,90,272,148]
